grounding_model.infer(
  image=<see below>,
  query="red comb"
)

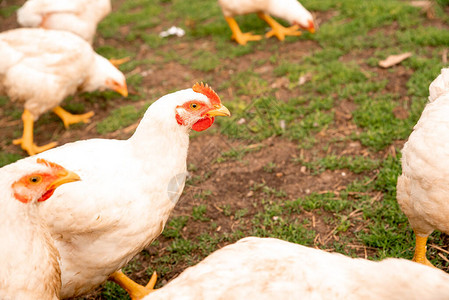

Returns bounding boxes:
[192,82,221,106]
[36,158,64,170]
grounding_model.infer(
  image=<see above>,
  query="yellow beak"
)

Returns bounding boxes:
[206,105,231,117]
[48,170,81,191]
[115,83,128,97]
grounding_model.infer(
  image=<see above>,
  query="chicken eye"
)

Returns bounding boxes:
[189,103,201,110]
[28,175,42,184]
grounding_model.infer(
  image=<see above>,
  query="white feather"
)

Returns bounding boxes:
[19,88,219,298]
[17,0,111,44]
[147,237,449,300]
[398,68,449,237]
[0,160,62,300]
[218,0,314,28]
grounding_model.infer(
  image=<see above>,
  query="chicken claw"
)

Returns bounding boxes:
[13,138,58,156]
[258,13,302,41]
[225,16,262,45]
[109,270,157,300]
[13,109,58,155]
[52,106,94,129]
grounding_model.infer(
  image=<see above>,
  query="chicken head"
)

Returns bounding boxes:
[12,158,80,204]
[175,82,231,131]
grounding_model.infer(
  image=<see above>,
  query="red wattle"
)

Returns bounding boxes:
[38,189,55,202]
[192,117,215,132]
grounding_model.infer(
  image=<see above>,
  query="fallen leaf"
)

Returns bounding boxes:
[379,52,412,68]
[410,0,431,8]
[410,1,435,19]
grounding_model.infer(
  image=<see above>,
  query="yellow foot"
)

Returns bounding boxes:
[109,270,157,300]
[109,57,131,67]
[265,24,301,41]
[232,32,262,45]
[52,106,94,129]
[413,255,436,268]
[13,138,57,156]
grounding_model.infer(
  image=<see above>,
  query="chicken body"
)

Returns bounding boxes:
[17,0,111,44]
[397,68,449,266]
[0,159,80,300]
[0,28,127,155]
[218,0,315,45]
[147,237,449,300]
[26,85,229,298]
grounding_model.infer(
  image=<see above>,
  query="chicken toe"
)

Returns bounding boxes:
[13,109,58,155]
[52,106,94,129]
[225,17,262,45]
[258,13,302,41]
[109,270,157,300]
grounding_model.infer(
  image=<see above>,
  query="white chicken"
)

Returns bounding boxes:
[0,158,80,300]
[0,28,128,156]
[397,67,449,267]
[145,237,449,300]
[17,0,111,44]
[24,83,231,299]
[218,0,315,45]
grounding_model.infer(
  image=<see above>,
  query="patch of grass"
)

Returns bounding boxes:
[0,96,8,107]
[296,155,381,174]
[190,50,221,72]
[96,105,146,134]
[315,0,421,51]
[235,208,249,220]
[162,216,189,238]
[192,204,210,222]
[98,0,162,38]
[404,55,446,98]
[397,26,449,47]
[352,94,416,150]
[263,162,277,173]
[99,281,130,300]
[215,145,261,163]
[0,5,19,18]
[0,152,24,167]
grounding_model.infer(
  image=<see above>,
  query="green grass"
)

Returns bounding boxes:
[96,104,148,134]
[0,152,24,168]
[3,0,449,298]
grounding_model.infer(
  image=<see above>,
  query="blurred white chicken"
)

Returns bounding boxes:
[397,67,449,267]
[0,158,80,300]
[218,0,315,45]
[146,237,449,300]
[26,83,231,299]
[0,28,128,156]
[17,0,111,44]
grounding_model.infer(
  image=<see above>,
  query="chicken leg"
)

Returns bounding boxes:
[224,16,262,45]
[109,270,158,300]
[257,13,301,41]
[13,109,58,156]
[412,233,435,267]
[52,106,94,129]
